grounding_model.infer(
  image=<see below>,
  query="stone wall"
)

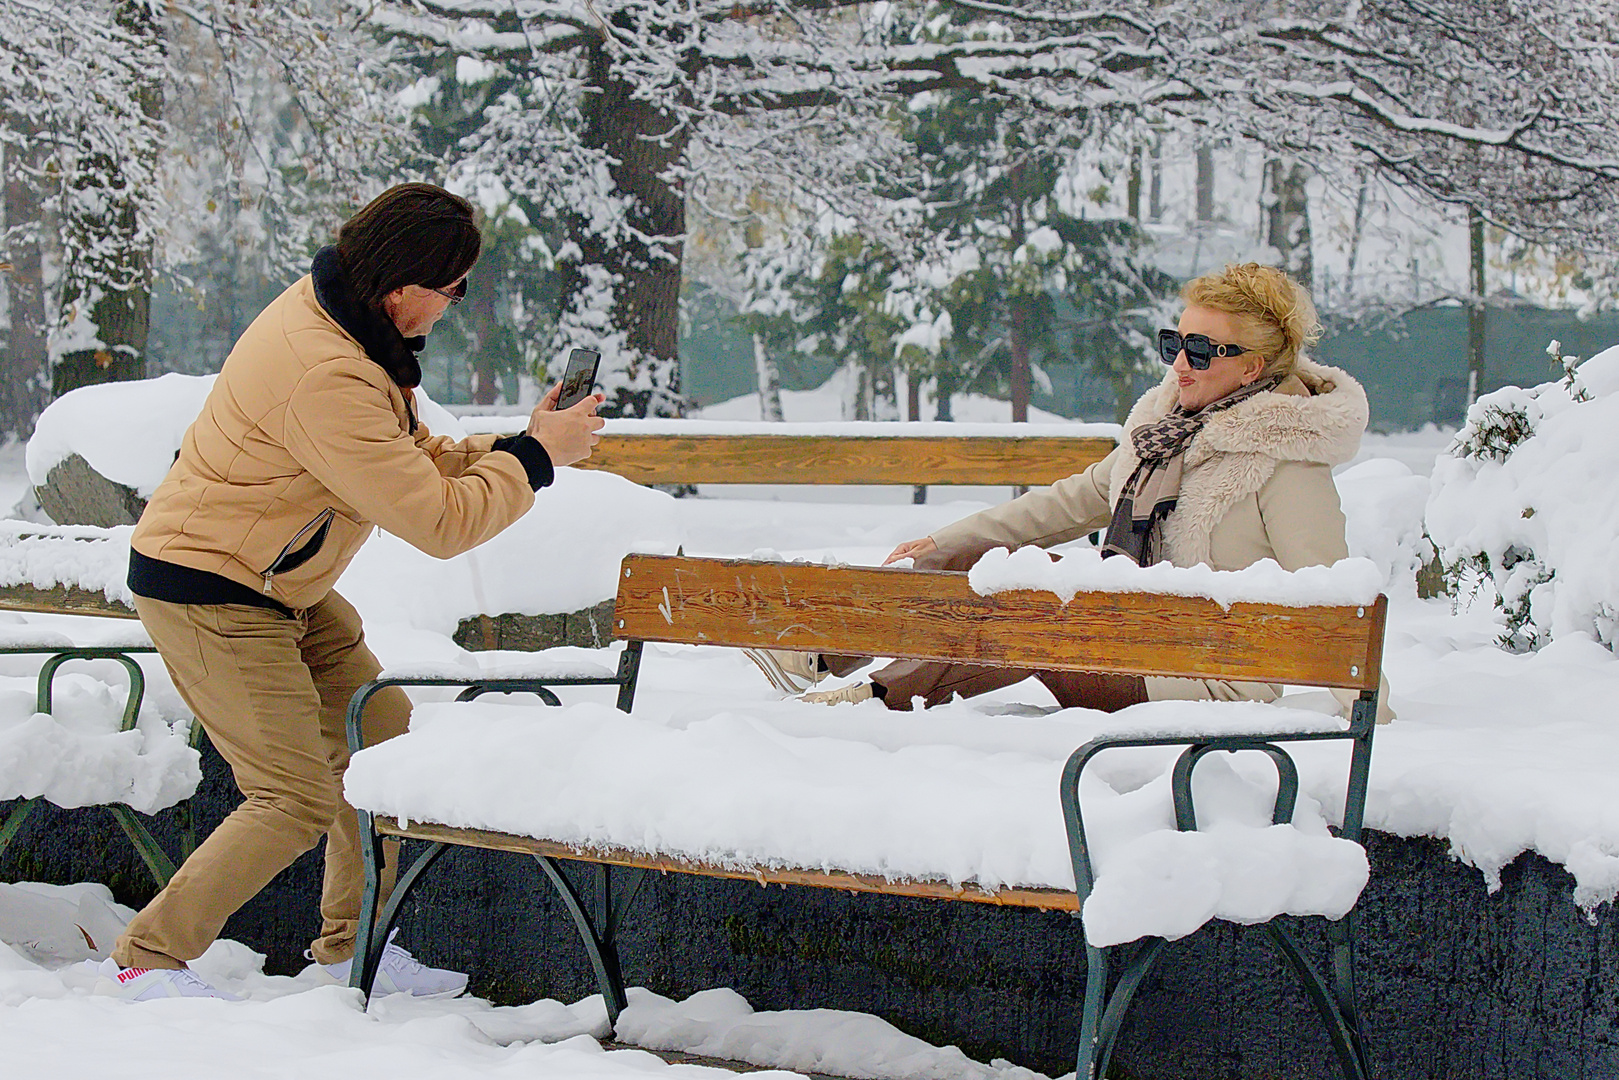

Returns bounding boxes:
[5,742,1617,1079]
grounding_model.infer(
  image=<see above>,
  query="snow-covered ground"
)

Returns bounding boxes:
[6,381,1611,1080]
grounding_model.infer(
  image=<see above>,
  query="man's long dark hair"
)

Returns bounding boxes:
[336,182,481,310]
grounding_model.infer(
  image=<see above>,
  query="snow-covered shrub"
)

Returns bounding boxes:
[1426,342,1619,651]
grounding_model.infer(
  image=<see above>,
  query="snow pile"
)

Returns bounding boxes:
[966,545,1384,609]
[26,374,217,496]
[339,467,682,629]
[0,882,133,964]
[1336,457,1432,594]
[0,668,199,813]
[619,987,1045,1080]
[1426,343,1619,650]
[0,907,1052,1080]
[344,692,1366,947]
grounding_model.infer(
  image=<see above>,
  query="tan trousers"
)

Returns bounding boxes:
[824,537,1148,713]
[113,593,410,970]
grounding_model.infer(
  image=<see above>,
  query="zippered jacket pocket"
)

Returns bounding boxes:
[260,508,335,593]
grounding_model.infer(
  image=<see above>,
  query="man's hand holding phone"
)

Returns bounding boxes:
[528,382,604,467]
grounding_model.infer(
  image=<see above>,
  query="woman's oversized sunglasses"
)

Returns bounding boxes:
[1157,329,1251,370]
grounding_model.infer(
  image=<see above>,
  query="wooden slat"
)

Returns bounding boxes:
[576,434,1114,486]
[0,584,139,618]
[373,816,1078,912]
[614,555,1385,691]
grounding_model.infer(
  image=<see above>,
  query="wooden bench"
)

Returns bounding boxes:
[0,529,201,888]
[575,428,1115,487]
[345,553,1386,1080]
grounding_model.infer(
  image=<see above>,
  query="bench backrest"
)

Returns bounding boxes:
[613,554,1385,692]
[577,433,1115,486]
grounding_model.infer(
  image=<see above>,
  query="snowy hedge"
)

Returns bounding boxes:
[1426,343,1619,651]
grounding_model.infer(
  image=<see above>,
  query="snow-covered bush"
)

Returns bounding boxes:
[1426,342,1619,651]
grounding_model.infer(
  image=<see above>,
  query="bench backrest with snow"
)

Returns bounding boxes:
[347,553,1386,1080]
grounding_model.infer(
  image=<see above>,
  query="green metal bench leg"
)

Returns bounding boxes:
[1265,921,1371,1080]
[534,857,647,1033]
[1093,937,1170,1074]
[352,824,449,1003]
[104,803,179,889]
[0,798,42,862]
[1077,941,1109,1080]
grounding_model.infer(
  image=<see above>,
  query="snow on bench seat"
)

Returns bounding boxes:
[343,695,1368,947]
[0,670,198,814]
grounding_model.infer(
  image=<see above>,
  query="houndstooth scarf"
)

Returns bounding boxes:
[1101,376,1282,565]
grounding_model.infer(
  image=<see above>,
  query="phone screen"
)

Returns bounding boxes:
[556,348,601,409]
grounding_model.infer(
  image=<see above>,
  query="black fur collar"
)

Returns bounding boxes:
[310,245,425,392]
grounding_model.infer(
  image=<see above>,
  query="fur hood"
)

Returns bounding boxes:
[1109,357,1369,567]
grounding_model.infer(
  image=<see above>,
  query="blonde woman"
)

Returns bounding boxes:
[748,262,1391,719]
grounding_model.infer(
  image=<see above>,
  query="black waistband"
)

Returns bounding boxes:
[127,549,298,618]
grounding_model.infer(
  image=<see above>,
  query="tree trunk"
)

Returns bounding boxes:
[1,139,51,439]
[1263,160,1313,290]
[1195,143,1216,222]
[1149,138,1163,222]
[52,0,162,399]
[907,372,924,503]
[1127,148,1142,223]
[1345,173,1370,302]
[1467,206,1486,405]
[1009,299,1031,423]
[573,45,688,418]
[753,333,783,421]
[934,371,956,422]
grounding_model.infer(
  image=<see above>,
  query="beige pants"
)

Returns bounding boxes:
[113,593,410,970]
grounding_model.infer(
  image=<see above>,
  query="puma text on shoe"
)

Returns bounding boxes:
[90,958,241,1001]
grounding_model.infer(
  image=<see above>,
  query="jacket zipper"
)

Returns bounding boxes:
[261,508,336,593]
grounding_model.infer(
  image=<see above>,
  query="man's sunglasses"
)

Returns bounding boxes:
[427,279,467,306]
[1157,329,1251,370]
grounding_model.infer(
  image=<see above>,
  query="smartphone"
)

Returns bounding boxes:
[556,347,601,410]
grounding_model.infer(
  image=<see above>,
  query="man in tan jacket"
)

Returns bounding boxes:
[94,184,604,1002]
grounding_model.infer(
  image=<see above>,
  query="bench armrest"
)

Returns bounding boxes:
[1060,692,1380,905]
[344,670,631,756]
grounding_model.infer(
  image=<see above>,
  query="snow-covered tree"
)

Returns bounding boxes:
[0,0,412,437]
[349,0,1619,417]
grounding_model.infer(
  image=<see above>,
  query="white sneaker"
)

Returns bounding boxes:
[743,648,824,694]
[310,935,468,999]
[89,958,241,1001]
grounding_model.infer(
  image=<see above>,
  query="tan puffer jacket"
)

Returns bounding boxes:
[931,359,1393,718]
[131,275,536,611]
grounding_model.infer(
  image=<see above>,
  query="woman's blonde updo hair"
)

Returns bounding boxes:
[1180,263,1320,382]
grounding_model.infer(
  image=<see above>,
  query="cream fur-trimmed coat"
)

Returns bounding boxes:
[930,358,1393,719]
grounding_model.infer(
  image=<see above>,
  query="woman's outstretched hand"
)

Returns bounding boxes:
[527,382,604,467]
[882,537,938,566]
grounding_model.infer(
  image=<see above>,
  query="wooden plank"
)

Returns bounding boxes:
[0,584,139,618]
[373,816,1078,912]
[576,434,1114,486]
[613,555,1385,692]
